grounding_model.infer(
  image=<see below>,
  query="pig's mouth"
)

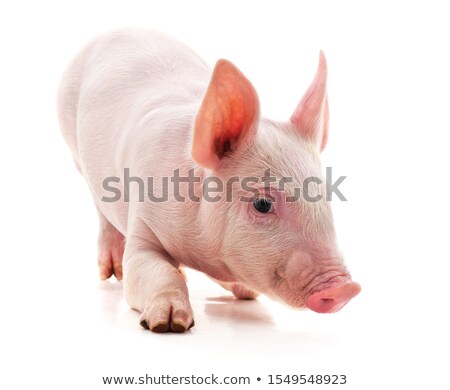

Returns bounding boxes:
[270,272,361,313]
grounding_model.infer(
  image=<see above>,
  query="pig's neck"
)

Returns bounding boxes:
[172,167,238,283]
[134,104,237,283]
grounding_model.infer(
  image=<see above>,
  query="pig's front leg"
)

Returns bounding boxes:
[123,234,194,333]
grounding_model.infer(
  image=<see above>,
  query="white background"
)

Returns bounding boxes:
[1,1,449,389]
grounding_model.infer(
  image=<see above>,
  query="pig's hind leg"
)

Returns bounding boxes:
[97,209,125,280]
[210,278,259,300]
[230,284,259,300]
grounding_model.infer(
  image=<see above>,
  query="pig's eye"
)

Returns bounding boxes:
[253,198,273,213]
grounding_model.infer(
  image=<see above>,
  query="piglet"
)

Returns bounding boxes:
[58,29,360,332]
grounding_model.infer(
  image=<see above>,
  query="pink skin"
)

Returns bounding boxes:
[58,30,360,332]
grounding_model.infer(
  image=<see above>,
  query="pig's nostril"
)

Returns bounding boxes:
[306,282,361,313]
[314,298,339,313]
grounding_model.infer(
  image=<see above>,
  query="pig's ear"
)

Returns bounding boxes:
[290,51,329,152]
[192,59,259,169]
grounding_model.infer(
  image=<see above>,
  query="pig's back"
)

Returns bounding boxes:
[59,29,210,232]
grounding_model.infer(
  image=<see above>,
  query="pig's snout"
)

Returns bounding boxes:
[306,281,361,313]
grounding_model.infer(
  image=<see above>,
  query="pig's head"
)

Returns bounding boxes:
[191,53,360,313]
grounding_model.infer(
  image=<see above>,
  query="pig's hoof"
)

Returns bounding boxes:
[139,291,194,333]
[231,284,259,300]
[97,228,125,281]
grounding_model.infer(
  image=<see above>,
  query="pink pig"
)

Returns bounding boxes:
[58,29,360,332]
